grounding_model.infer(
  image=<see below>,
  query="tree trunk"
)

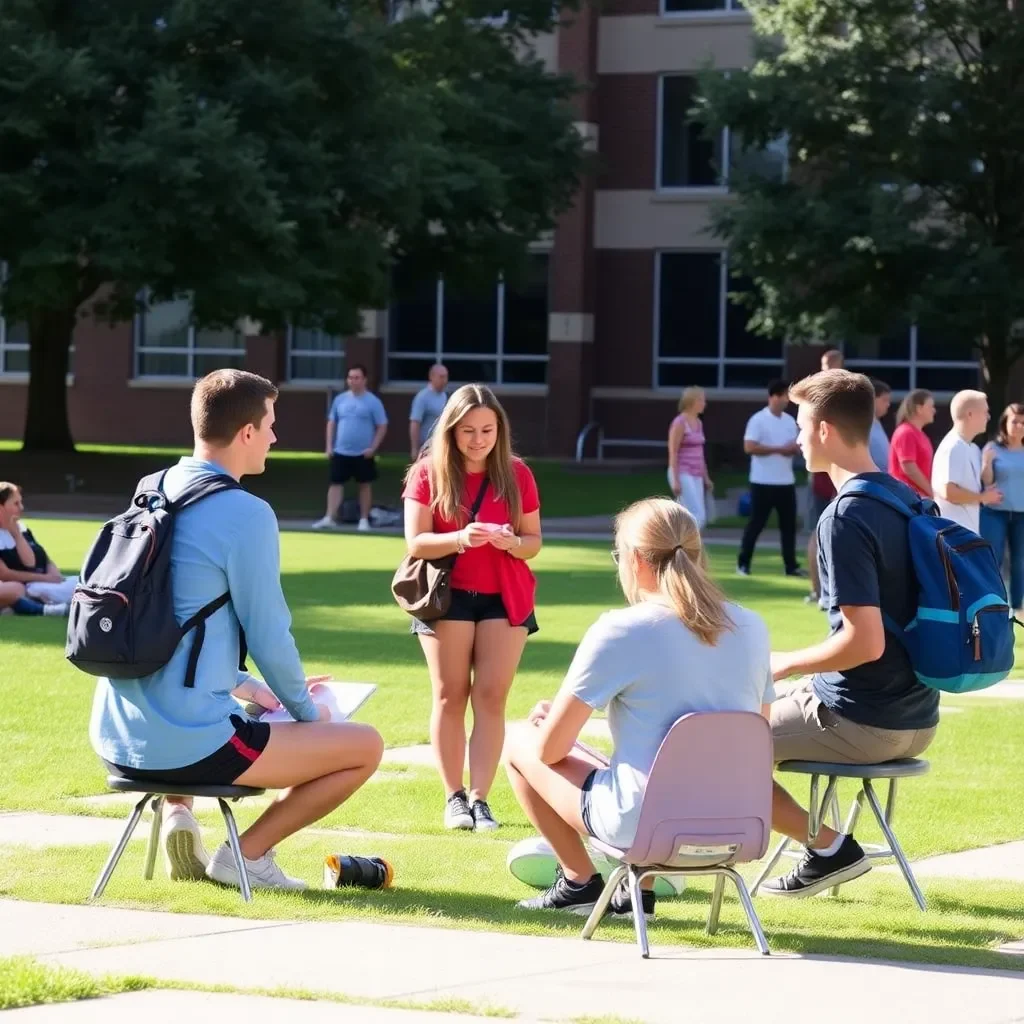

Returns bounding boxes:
[979,331,1017,423]
[22,306,77,453]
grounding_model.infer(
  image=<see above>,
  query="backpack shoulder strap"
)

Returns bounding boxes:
[131,471,168,509]
[839,478,918,519]
[469,477,489,520]
[171,473,242,512]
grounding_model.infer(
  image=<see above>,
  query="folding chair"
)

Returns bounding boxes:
[89,778,265,903]
[581,711,774,958]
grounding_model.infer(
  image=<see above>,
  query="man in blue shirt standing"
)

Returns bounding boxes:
[90,369,387,891]
[766,369,938,898]
[408,363,449,459]
[313,364,388,532]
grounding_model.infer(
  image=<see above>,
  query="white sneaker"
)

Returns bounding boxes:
[206,842,307,891]
[311,516,337,531]
[42,602,69,617]
[357,518,370,532]
[163,806,209,881]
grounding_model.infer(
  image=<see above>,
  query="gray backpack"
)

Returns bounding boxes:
[66,471,246,686]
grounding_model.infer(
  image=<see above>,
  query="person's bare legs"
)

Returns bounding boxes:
[0,581,25,609]
[358,482,372,521]
[467,618,528,804]
[773,780,839,850]
[504,724,601,881]
[419,622,475,796]
[233,721,383,859]
[325,484,343,520]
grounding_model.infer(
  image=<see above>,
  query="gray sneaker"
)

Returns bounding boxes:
[206,843,307,891]
[444,790,474,830]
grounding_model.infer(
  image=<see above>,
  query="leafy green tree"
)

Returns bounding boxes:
[699,0,1024,408]
[0,0,583,450]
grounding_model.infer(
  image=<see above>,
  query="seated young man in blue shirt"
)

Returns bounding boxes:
[90,369,386,890]
[766,369,939,897]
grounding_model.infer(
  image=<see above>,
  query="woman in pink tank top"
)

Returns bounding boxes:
[667,387,713,528]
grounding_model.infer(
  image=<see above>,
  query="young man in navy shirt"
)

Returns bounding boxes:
[766,369,939,897]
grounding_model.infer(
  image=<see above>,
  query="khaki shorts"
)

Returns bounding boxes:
[771,681,937,764]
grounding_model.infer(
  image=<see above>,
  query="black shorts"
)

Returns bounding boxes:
[103,714,271,787]
[411,588,539,636]
[330,454,378,485]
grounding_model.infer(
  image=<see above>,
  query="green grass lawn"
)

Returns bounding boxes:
[1,521,1022,971]
[0,440,753,519]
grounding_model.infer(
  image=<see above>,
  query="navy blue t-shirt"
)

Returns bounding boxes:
[813,473,940,730]
[0,527,50,574]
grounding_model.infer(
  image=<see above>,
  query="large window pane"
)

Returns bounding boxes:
[501,359,547,384]
[193,352,245,377]
[390,267,438,354]
[504,254,549,356]
[2,347,29,373]
[291,354,344,381]
[917,365,980,391]
[729,132,787,183]
[660,76,721,188]
[723,363,784,388]
[289,327,344,381]
[388,356,435,383]
[657,362,719,388]
[137,351,189,376]
[444,358,498,383]
[442,280,499,355]
[916,322,978,362]
[847,365,910,391]
[724,274,780,359]
[194,324,244,350]
[844,322,911,361]
[142,298,191,348]
[658,252,720,358]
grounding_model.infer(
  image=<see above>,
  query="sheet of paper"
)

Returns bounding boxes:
[259,681,377,724]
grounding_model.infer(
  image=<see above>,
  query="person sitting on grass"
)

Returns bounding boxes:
[89,369,389,892]
[503,496,774,918]
[765,370,938,898]
[0,482,73,616]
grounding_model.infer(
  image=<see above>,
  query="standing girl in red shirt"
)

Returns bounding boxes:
[403,384,542,831]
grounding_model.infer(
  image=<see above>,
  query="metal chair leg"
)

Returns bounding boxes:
[219,798,252,902]
[863,780,926,911]
[725,867,770,956]
[751,833,791,894]
[828,788,843,897]
[884,778,899,824]
[90,795,149,901]
[628,867,650,958]
[807,774,821,841]
[581,864,626,941]
[842,788,864,835]
[707,873,726,935]
[143,796,164,880]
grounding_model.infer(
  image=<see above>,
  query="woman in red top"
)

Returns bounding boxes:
[403,384,542,832]
[888,389,936,496]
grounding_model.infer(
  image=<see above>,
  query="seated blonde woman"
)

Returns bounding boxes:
[504,497,774,919]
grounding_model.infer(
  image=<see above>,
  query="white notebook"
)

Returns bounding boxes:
[257,681,377,724]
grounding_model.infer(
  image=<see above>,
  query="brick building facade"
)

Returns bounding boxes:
[0,3,1002,456]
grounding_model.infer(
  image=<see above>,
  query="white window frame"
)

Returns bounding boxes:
[385,260,550,386]
[841,327,980,393]
[660,0,746,16]
[133,293,246,380]
[653,250,785,390]
[286,326,345,383]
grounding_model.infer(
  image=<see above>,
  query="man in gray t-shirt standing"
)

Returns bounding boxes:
[409,363,449,459]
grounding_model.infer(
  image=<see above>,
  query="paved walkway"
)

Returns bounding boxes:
[3,900,1023,1024]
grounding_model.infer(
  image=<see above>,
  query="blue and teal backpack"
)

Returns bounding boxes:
[843,479,1016,694]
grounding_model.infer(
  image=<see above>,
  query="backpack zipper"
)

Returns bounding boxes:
[73,587,129,606]
[971,605,1011,661]
[936,529,960,610]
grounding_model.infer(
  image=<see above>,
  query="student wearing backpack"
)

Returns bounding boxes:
[765,369,940,898]
[88,370,386,891]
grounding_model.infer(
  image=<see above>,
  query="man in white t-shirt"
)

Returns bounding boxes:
[932,389,1002,533]
[738,379,804,577]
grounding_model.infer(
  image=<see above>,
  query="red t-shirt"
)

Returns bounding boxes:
[811,472,836,500]
[403,459,540,623]
[888,423,934,495]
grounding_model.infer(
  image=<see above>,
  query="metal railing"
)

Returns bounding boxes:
[575,422,664,463]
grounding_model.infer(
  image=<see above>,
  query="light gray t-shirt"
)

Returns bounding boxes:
[568,600,775,849]
[410,386,448,447]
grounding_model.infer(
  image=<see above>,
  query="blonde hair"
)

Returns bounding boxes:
[0,482,20,505]
[408,384,522,527]
[897,389,933,425]
[614,497,732,646]
[678,387,704,414]
[949,389,987,422]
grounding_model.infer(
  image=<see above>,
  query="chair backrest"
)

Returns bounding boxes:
[623,711,773,867]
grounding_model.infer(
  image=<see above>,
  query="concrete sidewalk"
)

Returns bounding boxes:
[4,900,1023,1024]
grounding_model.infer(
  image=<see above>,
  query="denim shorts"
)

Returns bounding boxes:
[410,588,539,636]
[580,768,599,839]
